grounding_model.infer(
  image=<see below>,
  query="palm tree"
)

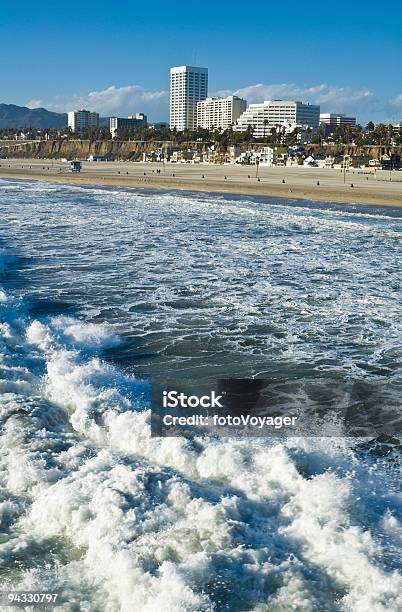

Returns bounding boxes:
[387,124,395,146]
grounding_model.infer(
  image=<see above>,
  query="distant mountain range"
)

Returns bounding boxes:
[0,104,67,129]
[0,104,109,129]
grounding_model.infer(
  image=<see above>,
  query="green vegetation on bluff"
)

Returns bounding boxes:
[1,121,401,148]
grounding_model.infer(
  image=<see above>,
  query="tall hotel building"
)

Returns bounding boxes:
[170,66,208,131]
[197,96,247,131]
[234,100,320,138]
[68,109,99,132]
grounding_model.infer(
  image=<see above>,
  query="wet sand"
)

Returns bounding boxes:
[1,158,401,207]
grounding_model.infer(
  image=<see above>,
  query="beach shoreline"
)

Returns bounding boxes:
[1,159,402,207]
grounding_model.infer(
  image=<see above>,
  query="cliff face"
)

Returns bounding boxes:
[0,139,180,161]
[0,139,400,161]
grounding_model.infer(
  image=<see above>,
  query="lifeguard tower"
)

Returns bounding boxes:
[70,160,82,173]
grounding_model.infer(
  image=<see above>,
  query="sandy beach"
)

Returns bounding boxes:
[1,158,402,206]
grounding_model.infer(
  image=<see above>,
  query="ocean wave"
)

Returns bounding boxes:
[0,282,401,611]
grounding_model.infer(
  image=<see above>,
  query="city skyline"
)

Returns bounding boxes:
[1,1,402,124]
[4,70,402,129]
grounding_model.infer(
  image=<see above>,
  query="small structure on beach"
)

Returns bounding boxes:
[87,155,108,162]
[69,160,82,173]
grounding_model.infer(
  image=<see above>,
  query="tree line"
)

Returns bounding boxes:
[1,122,401,148]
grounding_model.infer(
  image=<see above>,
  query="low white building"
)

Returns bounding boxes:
[196,96,247,131]
[233,146,275,166]
[110,113,147,138]
[68,109,99,132]
[234,100,320,138]
[320,113,356,127]
[257,146,275,166]
[303,155,317,167]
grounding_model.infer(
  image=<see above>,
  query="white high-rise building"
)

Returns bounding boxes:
[170,66,208,131]
[196,96,247,131]
[68,109,99,132]
[234,100,320,138]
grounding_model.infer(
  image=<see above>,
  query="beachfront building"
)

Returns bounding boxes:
[196,96,247,131]
[110,113,147,138]
[234,100,320,138]
[170,66,208,131]
[257,146,275,166]
[68,109,99,132]
[231,146,275,166]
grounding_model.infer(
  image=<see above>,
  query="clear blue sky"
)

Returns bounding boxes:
[2,0,402,123]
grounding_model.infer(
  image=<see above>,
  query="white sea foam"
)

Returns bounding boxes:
[0,293,399,611]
